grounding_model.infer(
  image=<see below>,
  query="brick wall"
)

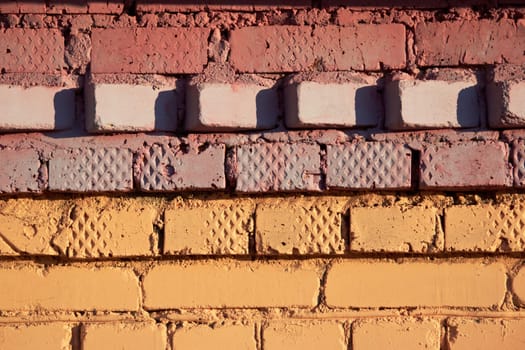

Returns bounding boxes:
[1,1,525,349]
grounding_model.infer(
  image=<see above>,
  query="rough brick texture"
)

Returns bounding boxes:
[447,319,525,349]
[91,28,209,74]
[263,322,346,350]
[0,324,71,350]
[0,149,41,194]
[230,25,405,72]
[82,323,166,350]
[172,324,256,350]
[511,140,525,187]
[513,265,525,306]
[487,70,525,128]
[137,0,310,12]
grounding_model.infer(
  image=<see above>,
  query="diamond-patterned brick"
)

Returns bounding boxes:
[512,140,525,187]
[235,143,321,192]
[420,142,512,189]
[91,28,209,74]
[164,199,254,254]
[0,149,41,194]
[49,148,133,192]
[138,144,225,191]
[0,29,64,73]
[327,142,412,190]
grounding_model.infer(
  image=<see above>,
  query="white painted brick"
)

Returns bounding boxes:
[487,81,525,128]
[185,83,279,131]
[284,82,381,128]
[85,82,178,132]
[0,85,75,131]
[385,79,482,130]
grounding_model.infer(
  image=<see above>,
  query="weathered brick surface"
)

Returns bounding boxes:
[172,324,256,350]
[137,0,310,12]
[415,20,525,66]
[0,2,46,13]
[326,261,506,308]
[49,148,133,192]
[256,198,346,255]
[0,265,139,311]
[1,85,75,131]
[164,199,254,254]
[487,75,525,128]
[186,82,279,131]
[511,140,525,187]
[143,261,319,309]
[0,29,63,73]
[350,206,440,253]
[419,142,512,189]
[91,28,209,74]
[236,143,321,192]
[82,323,166,350]
[0,149,41,194]
[385,79,482,130]
[263,322,346,350]
[230,25,405,72]
[137,144,225,191]
[326,143,412,190]
[513,265,525,306]
[0,324,71,350]
[447,318,525,349]
[352,319,440,350]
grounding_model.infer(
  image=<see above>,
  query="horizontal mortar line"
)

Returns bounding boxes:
[289,310,525,320]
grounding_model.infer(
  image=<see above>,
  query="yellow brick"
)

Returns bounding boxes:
[82,323,166,350]
[0,265,140,311]
[325,261,506,308]
[512,265,525,306]
[172,324,256,350]
[143,261,319,309]
[350,206,440,253]
[263,321,346,350]
[256,198,346,254]
[445,204,525,252]
[0,324,71,350]
[352,318,440,350]
[164,199,254,254]
[448,318,525,349]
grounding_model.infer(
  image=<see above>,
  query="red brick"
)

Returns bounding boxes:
[0,149,41,194]
[230,25,405,73]
[0,2,46,13]
[322,0,489,7]
[415,20,525,66]
[87,1,124,13]
[419,142,512,190]
[47,0,87,13]
[137,0,310,12]
[91,28,209,74]
[0,29,64,73]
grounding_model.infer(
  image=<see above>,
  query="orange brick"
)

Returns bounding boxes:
[164,199,254,255]
[0,265,139,311]
[352,318,440,350]
[513,265,525,306]
[447,318,525,349]
[325,261,506,308]
[350,206,440,253]
[0,324,71,350]
[263,321,346,350]
[172,324,256,350]
[256,198,346,255]
[82,323,166,350]
[445,204,525,252]
[143,261,319,309]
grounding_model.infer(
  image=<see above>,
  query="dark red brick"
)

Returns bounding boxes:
[136,0,310,12]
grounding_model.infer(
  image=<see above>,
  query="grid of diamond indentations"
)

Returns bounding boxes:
[512,140,525,187]
[486,203,525,250]
[295,203,344,254]
[139,145,183,191]
[202,204,252,254]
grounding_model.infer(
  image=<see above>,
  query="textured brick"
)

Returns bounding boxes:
[385,79,482,130]
[143,261,319,309]
[487,74,525,128]
[91,28,209,74]
[230,25,405,73]
[0,265,139,311]
[323,0,489,6]
[256,198,346,255]
[85,81,178,132]
[164,199,254,254]
[236,143,321,192]
[172,324,256,350]
[327,143,412,190]
[186,82,279,131]
[326,261,506,308]
[87,1,124,13]
[138,144,225,191]
[0,2,46,13]
[263,322,346,350]
[350,206,440,253]
[0,85,75,131]
[419,142,512,189]
[49,148,133,192]
[415,20,525,66]
[47,0,88,13]
[353,319,440,350]
[447,318,525,349]
[0,324,71,350]
[513,265,525,306]
[511,140,525,187]
[0,149,41,194]
[284,80,381,128]
[0,29,63,73]
[445,204,525,252]
[82,323,166,350]
[137,0,310,12]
